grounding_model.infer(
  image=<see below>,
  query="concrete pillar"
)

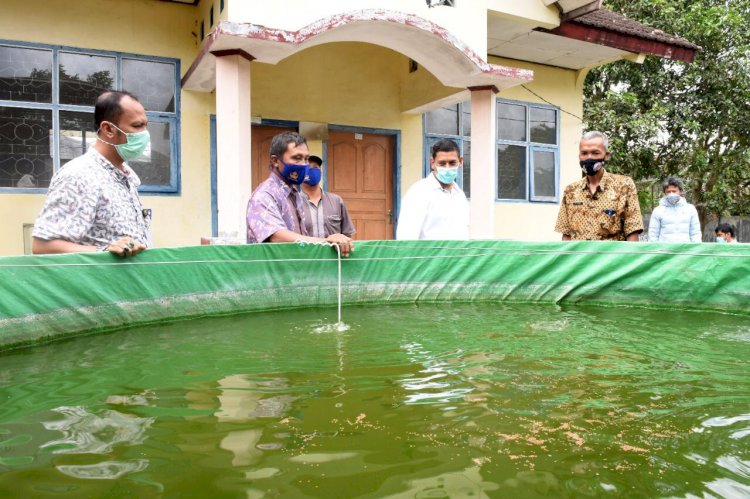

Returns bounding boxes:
[468,85,498,239]
[212,50,253,240]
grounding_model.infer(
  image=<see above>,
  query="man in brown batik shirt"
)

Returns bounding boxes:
[555,131,644,241]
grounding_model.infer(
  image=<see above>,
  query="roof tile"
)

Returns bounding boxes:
[573,9,700,50]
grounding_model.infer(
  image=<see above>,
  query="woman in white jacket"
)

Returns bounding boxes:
[648,177,702,242]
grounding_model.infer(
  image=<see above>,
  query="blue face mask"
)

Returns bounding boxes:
[435,167,459,185]
[303,167,322,186]
[279,162,309,185]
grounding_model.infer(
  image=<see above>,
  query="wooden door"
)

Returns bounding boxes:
[251,125,296,192]
[327,131,394,240]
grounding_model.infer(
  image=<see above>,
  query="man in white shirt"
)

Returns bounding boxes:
[715,222,739,243]
[396,138,469,240]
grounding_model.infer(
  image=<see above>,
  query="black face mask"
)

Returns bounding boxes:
[580,159,605,176]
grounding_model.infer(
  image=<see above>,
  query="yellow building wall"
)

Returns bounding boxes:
[249,42,443,204]
[252,43,403,128]
[0,1,583,252]
[247,43,583,242]
[399,61,464,115]
[486,0,560,28]
[398,114,426,200]
[393,54,583,242]
[197,0,228,45]
[492,56,583,241]
[0,0,211,255]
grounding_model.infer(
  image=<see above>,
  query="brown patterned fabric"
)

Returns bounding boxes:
[555,170,644,241]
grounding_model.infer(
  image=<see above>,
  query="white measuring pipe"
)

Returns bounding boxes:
[297,240,343,324]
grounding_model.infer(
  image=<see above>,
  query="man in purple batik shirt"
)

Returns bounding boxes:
[246,131,354,256]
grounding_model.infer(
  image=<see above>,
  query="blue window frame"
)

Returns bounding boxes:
[423,98,560,203]
[423,101,471,197]
[0,40,181,194]
[496,99,559,203]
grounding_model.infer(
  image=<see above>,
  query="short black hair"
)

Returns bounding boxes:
[94,90,139,129]
[662,176,684,193]
[716,222,735,238]
[269,131,307,162]
[430,138,460,159]
[309,155,323,167]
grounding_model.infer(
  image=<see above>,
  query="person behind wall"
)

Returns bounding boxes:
[555,131,644,241]
[300,155,356,239]
[245,131,354,256]
[715,222,738,244]
[396,138,469,240]
[32,90,151,257]
[647,176,701,242]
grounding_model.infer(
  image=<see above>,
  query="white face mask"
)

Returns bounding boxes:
[665,193,681,205]
[716,236,727,244]
[435,166,459,185]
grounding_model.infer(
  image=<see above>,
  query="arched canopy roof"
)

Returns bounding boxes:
[182,9,533,92]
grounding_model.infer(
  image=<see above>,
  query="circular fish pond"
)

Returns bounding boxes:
[0,302,749,497]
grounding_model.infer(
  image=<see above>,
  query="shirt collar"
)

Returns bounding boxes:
[579,169,613,193]
[270,170,298,195]
[300,188,326,202]
[427,171,454,192]
[88,148,141,187]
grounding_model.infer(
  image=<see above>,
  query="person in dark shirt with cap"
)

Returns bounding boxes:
[300,155,356,238]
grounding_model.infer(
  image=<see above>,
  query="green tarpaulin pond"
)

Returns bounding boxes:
[1,240,748,351]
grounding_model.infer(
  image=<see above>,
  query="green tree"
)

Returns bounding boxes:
[584,0,750,234]
[86,70,114,91]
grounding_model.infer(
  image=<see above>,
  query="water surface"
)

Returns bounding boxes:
[1,303,749,498]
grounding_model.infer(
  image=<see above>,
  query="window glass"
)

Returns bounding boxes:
[530,107,557,145]
[497,144,526,200]
[424,101,470,196]
[0,46,52,103]
[423,136,441,176]
[129,122,171,186]
[0,42,179,193]
[532,150,555,198]
[122,59,176,112]
[462,105,471,136]
[497,102,526,142]
[59,111,96,165]
[461,141,471,198]
[59,52,115,106]
[426,99,558,203]
[425,105,459,136]
[0,106,53,188]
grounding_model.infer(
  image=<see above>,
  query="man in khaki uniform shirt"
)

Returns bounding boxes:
[555,131,644,241]
[300,155,356,238]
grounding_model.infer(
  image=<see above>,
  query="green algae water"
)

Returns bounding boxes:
[1,303,749,498]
